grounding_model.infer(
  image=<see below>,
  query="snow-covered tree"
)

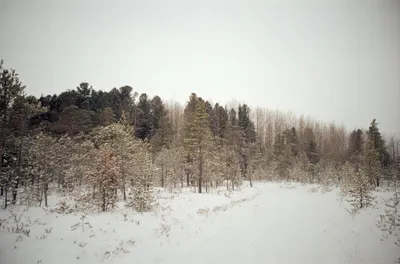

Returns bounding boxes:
[127,142,156,212]
[183,93,214,193]
[345,166,375,214]
[155,146,184,189]
[319,161,337,189]
[91,123,140,200]
[82,145,121,212]
[363,131,382,188]
[26,132,58,207]
[289,158,309,183]
[223,145,241,190]
[378,165,400,246]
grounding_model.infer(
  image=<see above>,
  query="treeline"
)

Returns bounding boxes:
[1,60,399,211]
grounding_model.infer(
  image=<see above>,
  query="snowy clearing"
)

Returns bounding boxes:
[0,182,399,264]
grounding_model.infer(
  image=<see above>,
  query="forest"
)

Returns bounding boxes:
[0,59,399,214]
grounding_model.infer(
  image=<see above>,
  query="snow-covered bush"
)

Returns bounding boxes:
[342,162,375,214]
[126,142,156,213]
[377,168,400,246]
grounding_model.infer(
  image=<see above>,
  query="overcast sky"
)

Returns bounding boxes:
[1,0,399,133]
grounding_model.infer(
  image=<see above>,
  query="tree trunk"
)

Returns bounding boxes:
[249,166,253,187]
[4,183,8,209]
[39,184,43,207]
[102,187,106,212]
[198,147,203,194]
[122,177,126,201]
[44,182,49,207]
[181,166,184,188]
[12,178,19,205]
[161,162,165,187]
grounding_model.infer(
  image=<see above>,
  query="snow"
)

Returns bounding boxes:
[0,182,399,264]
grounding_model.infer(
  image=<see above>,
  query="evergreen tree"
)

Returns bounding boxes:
[366,119,391,168]
[286,127,299,157]
[85,145,121,212]
[128,141,155,212]
[150,95,172,152]
[364,120,383,187]
[27,132,58,207]
[183,93,213,193]
[214,103,228,140]
[0,60,26,200]
[238,104,256,143]
[51,105,94,136]
[135,93,153,140]
[119,85,137,124]
[76,82,93,110]
[304,127,320,164]
[205,101,218,137]
[346,129,364,167]
[91,123,139,201]
[226,108,242,146]
[96,107,116,126]
[237,104,256,181]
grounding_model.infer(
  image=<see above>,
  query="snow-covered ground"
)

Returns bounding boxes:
[0,182,399,264]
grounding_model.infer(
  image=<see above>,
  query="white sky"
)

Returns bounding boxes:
[1,0,399,133]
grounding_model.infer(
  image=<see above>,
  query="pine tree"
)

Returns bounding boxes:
[2,95,46,206]
[214,103,228,140]
[238,104,256,143]
[27,132,58,207]
[364,119,384,187]
[273,128,298,180]
[205,101,218,137]
[223,145,241,190]
[150,95,172,153]
[346,169,375,214]
[155,147,183,189]
[118,85,138,125]
[128,142,155,212]
[0,60,26,201]
[96,107,116,126]
[52,105,93,136]
[183,93,214,193]
[237,104,256,182]
[85,146,121,212]
[377,164,400,246]
[91,123,139,201]
[346,129,364,167]
[304,127,319,164]
[135,93,153,140]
